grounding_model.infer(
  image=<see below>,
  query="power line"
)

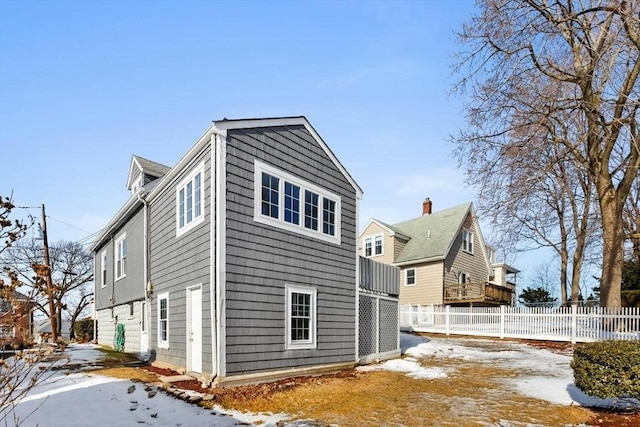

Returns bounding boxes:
[45,215,93,235]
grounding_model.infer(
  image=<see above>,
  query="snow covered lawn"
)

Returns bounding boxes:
[4,335,639,426]
[4,344,288,427]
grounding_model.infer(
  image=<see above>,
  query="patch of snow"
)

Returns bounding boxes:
[358,357,447,380]
[396,333,640,411]
[5,344,291,427]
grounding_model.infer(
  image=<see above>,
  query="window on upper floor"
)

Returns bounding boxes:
[176,163,205,237]
[374,235,383,255]
[115,233,127,281]
[462,229,474,254]
[254,160,341,244]
[405,268,416,286]
[101,250,107,288]
[285,284,316,350]
[363,234,383,257]
[364,237,372,257]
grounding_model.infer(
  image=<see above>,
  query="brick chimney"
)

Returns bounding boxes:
[422,197,432,216]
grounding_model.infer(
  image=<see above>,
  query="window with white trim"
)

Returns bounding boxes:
[100,250,107,288]
[462,229,474,254]
[458,271,469,284]
[254,160,341,244]
[405,268,416,286]
[364,237,372,257]
[176,163,205,237]
[374,234,383,255]
[158,293,169,349]
[115,233,127,281]
[363,234,383,257]
[285,285,316,350]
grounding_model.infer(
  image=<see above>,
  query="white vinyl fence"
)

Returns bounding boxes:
[400,305,640,343]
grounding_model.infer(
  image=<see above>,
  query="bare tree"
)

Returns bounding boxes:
[452,0,639,307]
[1,240,93,338]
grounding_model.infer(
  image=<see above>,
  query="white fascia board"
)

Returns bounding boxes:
[146,124,216,202]
[441,203,473,260]
[126,156,143,190]
[393,256,444,267]
[359,218,409,241]
[89,194,142,253]
[213,116,363,200]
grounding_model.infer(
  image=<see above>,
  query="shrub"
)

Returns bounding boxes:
[572,340,640,399]
[621,290,640,307]
[73,318,94,342]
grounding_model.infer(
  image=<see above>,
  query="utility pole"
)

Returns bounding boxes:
[41,204,58,343]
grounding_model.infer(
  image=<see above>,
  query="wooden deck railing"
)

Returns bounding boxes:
[444,282,514,305]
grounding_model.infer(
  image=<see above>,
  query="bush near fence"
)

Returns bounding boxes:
[572,341,640,399]
[622,290,640,308]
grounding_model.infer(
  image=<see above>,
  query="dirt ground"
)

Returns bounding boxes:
[98,338,640,427]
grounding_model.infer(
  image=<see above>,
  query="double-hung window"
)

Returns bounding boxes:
[100,250,107,288]
[405,268,416,286]
[364,237,372,257]
[364,234,383,257]
[176,163,205,237]
[254,160,341,244]
[285,284,316,350]
[158,293,169,349]
[462,229,474,254]
[115,233,127,281]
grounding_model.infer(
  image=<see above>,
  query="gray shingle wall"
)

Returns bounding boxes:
[224,125,357,375]
[148,146,213,372]
[94,207,146,310]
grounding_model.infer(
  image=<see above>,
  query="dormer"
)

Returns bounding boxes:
[126,155,171,195]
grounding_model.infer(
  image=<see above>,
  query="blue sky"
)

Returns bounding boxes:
[2,1,541,278]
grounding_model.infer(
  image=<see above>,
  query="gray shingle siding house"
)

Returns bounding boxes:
[92,117,363,386]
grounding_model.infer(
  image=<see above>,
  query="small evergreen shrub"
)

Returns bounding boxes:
[572,340,640,399]
[621,290,640,307]
[73,318,94,342]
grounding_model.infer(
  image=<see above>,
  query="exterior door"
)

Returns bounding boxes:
[140,301,149,354]
[187,286,202,373]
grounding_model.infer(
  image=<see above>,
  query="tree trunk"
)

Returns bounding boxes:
[599,194,625,307]
[559,243,568,306]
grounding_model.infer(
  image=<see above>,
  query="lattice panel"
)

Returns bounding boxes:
[359,294,377,357]
[378,299,399,353]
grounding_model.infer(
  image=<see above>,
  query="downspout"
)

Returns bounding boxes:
[209,132,217,381]
[214,129,227,381]
[136,191,150,358]
[355,194,361,364]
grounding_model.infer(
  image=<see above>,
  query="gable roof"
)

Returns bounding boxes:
[92,116,362,252]
[360,218,410,241]
[213,116,363,199]
[390,202,473,264]
[126,155,171,190]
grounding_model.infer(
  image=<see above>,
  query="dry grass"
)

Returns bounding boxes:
[93,339,639,426]
[206,361,594,427]
[93,366,160,384]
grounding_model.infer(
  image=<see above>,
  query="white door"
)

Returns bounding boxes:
[187,286,202,373]
[140,301,149,354]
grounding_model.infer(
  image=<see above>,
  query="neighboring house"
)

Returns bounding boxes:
[0,291,33,346]
[91,116,363,386]
[359,198,518,307]
[35,319,71,344]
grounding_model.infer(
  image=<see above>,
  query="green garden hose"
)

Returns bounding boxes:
[115,323,125,352]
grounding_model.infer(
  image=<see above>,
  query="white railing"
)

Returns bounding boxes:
[400,305,640,343]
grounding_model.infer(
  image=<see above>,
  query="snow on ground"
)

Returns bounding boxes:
[6,336,640,426]
[360,333,640,411]
[4,344,288,427]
